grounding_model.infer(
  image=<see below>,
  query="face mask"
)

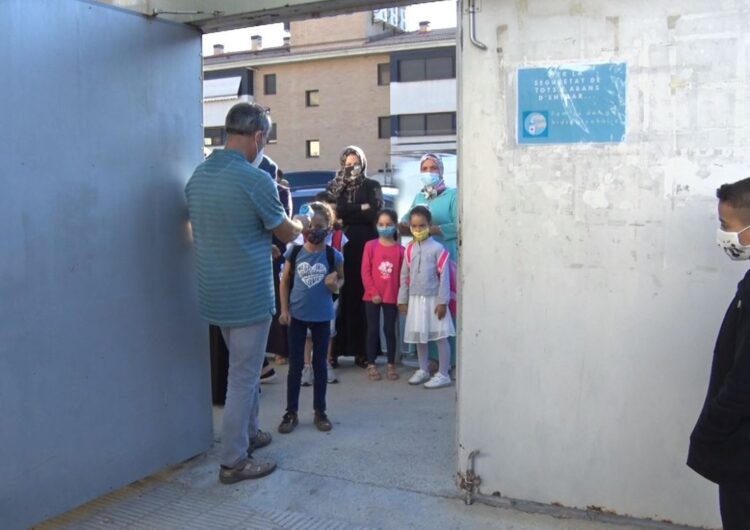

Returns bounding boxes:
[344,165,362,180]
[717,226,750,260]
[251,136,264,168]
[305,227,329,245]
[420,171,441,188]
[377,226,396,238]
[411,227,430,242]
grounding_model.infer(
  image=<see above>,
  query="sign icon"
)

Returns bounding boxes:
[523,111,548,137]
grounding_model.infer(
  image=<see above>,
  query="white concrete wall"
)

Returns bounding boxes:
[203,95,252,128]
[457,1,750,527]
[390,79,457,115]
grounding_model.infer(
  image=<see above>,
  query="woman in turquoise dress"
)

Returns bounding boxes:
[399,153,458,366]
[399,154,457,261]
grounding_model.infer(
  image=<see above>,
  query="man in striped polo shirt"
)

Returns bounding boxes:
[186,103,307,484]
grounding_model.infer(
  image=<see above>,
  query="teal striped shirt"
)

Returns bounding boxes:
[185,149,286,327]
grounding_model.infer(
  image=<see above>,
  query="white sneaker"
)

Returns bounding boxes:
[301,365,314,387]
[424,372,452,389]
[327,364,338,384]
[408,369,431,385]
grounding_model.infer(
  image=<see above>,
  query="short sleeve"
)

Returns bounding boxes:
[335,249,344,267]
[248,173,286,231]
[283,246,295,261]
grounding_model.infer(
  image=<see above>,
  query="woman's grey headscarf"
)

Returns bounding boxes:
[419,153,447,198]
[327,145,368,201]
[420,153,444,178]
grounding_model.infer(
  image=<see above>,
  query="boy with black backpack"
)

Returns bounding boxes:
[278,201,344,433]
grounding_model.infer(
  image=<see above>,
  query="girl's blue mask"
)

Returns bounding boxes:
[420,171,442,188]
[377,226,397,238]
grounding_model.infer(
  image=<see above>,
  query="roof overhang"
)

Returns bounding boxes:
[97,0,424,33]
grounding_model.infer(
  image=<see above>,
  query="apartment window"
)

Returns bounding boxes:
[395,113,456,137]
[306,90,320,107]
[268,123,278,143]
[397,114,425,136]
[398,58,425,82]
[426,112,455,135]
[378,63,391,85]
[426,56,455,80]
[378,117,391,139]
[396,55,455,82]
[306,140,320,158]
[264,74,276,95]
[203,127,225,146]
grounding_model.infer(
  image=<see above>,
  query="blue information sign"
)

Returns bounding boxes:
[517,63,627,145]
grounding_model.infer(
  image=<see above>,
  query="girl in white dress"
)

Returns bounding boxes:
[398,205,455,389]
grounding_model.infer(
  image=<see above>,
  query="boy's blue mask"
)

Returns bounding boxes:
[377,226,397,238]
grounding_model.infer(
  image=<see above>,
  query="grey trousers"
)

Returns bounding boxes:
[219,319,271,468]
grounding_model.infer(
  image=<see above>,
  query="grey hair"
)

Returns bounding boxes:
[225,102,272,138]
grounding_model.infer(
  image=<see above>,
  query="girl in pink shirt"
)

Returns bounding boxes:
[361,209,405,381]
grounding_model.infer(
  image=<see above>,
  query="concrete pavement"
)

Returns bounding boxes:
[37,359,652,530]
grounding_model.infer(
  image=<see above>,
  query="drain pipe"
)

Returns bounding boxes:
[458,450,482,505]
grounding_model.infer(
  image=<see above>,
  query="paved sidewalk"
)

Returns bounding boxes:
[37,360,647,530]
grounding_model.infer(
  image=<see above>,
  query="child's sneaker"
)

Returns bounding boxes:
[327,364,338,383]
[424,372,452,389]
[314,411,333,432]
[408,369,431,385]
[301,365,314,387]
[278,412,299,434]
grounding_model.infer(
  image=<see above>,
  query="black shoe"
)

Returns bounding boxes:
[260,368,277,384]
[314,411,332,432]
[354,357,368,369]
[278,412,298,434]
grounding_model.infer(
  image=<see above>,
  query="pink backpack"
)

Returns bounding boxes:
[405,242,457,317]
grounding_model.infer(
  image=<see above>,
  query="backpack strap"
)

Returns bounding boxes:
[406,242,414,266]
[326,245,339,301]
[437,249,450,274]
[325,245,336,274]
[288,244,303,292]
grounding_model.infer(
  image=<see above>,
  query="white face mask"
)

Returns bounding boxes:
[717,226,750,260]
[250,135,265,168]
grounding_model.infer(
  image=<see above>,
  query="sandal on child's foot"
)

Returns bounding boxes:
[367,364,382,381]
[386,364,399,380]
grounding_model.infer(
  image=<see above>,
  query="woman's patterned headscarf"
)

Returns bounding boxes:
[327,145,368,202]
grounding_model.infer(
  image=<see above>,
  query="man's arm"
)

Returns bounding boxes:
[273,215,308,244]
[278,259,293,325]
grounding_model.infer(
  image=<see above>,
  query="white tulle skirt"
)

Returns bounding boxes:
[403,295,456,344]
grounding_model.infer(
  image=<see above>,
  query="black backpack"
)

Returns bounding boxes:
[288,245,338,300]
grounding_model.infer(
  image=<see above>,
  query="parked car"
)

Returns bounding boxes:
[285,171,398,216]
